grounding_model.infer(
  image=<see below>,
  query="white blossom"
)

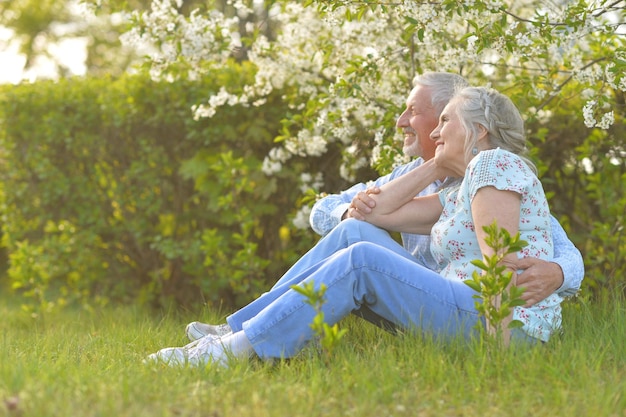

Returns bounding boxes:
[262,157,282,175]
[299,172,324,193]
[192,104,216,120]
[597,111,614,130]
[582,100,597,128]
[292,205,312,230]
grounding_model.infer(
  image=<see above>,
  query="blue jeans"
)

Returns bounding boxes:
[226,219,486,359]
[227,219,420,329]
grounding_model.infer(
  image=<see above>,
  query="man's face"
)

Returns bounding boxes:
[395,85,440,160]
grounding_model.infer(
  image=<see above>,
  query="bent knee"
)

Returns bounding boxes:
[346,241,387,260]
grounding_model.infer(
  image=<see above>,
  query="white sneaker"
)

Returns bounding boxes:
[145,347,190,366]
[185,321,232,341]
[146,334,224,367]
[187,334,229,367]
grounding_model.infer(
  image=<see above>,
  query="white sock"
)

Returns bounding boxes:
[221,330,254,359]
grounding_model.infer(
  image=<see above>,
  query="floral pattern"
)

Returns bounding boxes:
[430,148,562,341]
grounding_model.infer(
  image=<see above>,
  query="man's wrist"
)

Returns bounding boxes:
[332,203,352,223]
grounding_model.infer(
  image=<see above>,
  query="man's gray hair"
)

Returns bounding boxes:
[413,72,469,114]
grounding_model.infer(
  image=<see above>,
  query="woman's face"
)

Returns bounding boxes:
[430,100,468,177]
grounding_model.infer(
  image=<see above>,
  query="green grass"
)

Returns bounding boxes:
[1,292,625,417]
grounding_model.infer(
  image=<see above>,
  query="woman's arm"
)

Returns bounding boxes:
[353,158,448,234]
[472,186,521,261]
[362,158,444,215]
[471,186,522,344]
[360,193,444,234]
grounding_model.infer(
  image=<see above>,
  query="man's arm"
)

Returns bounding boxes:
[309,182,368,236]
[309,158,426,236]
[514,215,584,306]
[550,216,585,296]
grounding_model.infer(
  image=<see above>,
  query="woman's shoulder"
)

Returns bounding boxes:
[464,148,538,196]
[472,147,519,164]
[468,148,530,175]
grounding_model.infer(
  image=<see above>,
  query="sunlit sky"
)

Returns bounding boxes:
[0,26,88,84]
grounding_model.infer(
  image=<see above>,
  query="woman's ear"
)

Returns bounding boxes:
[476,124,491,148]
[477,124,488,140]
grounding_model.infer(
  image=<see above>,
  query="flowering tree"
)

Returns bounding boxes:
[115,0,623,173]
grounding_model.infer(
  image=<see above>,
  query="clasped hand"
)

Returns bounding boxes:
[345,187,380,221]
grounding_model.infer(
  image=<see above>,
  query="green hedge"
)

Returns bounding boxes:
[0,67,327,312]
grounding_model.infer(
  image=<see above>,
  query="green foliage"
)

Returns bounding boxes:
[0,65,321,312]
[290,281,348,359]
[464,222,527,346]
[523,84,626,297]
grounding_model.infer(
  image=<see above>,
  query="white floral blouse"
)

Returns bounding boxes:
[431,148,562,341]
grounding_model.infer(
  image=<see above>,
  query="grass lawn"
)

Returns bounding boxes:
[1,291,625,417]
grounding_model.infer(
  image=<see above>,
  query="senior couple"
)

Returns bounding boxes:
[147,72,584,367]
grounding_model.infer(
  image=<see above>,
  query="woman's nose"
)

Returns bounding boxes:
[430,127,440,140]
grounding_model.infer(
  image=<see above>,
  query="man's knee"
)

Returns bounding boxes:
[338,218,385,237]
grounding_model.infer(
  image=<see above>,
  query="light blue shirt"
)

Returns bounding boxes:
[309,157,584,297]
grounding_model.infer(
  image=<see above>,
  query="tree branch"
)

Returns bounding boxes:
[535,57,610,111]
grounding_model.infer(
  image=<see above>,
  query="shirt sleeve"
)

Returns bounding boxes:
[550,215,585,297]
[467,149,531,200]
[309,182,368,236]
[309,158,425,236]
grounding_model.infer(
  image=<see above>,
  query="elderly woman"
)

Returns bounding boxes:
[148,87,562,366]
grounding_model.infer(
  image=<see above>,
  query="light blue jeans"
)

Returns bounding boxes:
[224,219,493,359]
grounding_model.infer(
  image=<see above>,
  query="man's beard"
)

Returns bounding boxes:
[403,141,421,158]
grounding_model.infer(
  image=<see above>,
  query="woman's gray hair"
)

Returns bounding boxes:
[451,86,536,174]
[413,72,469,115]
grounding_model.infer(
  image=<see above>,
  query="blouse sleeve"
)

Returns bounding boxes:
[466,149,535,200]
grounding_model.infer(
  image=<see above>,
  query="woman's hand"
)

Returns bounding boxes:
[344,187,381,221]
[432,156,459,180]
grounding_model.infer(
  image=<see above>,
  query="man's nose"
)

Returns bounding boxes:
[396,111,409,128]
